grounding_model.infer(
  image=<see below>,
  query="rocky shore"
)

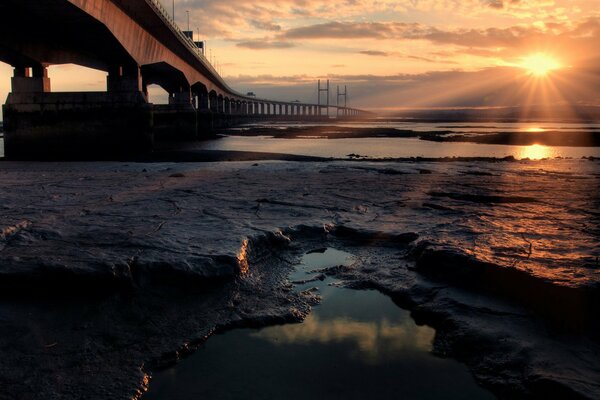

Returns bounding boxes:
[0,157,598,399]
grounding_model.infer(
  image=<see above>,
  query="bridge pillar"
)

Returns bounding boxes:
[11,64,51,94]
[154,85,198,140]
[107,65,143,95]
[195,91,213,137]
[198,92,209,111]
[3,62,153,159]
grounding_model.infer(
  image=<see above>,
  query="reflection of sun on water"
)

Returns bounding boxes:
[525,127,545,133]
[520,144,550,160]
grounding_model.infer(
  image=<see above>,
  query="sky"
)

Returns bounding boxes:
[1,0,600,114]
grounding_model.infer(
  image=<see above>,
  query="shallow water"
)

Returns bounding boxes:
[204,135,600,160]
[145,249,495,400]
[216,121,600,160]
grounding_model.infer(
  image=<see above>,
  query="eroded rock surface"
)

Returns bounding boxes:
[0,159,598,399]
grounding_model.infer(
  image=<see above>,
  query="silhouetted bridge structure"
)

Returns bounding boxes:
[0,0,368,158]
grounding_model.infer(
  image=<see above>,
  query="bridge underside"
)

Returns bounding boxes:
[0,0,366,159]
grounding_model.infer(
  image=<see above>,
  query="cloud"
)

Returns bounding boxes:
[249,19,282,32]
[482,0,504,9]
[226,63,600,109]
[236,40,295,49]
[359,50,390,56]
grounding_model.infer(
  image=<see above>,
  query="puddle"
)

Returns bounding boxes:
[145,248,495,400]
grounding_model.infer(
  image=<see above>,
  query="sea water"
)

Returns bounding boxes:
[206,121,600,160]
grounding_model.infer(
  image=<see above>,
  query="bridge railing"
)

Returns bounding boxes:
[145,0,234,93]
[145,0,368,113]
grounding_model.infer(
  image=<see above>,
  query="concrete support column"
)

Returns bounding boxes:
[107,65,143,94]
[11,64,51,93]
[170,87,192,105]
[198,92,209,111]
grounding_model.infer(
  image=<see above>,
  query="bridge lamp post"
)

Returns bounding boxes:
[186,10,190,32]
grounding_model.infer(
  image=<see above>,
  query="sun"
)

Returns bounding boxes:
[518,54,562,77]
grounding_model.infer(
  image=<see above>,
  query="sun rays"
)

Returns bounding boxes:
[518,54,562,77]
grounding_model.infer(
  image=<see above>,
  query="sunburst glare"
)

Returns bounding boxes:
[518,54,562,77]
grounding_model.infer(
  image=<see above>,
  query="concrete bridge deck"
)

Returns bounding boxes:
[0,0,369,158]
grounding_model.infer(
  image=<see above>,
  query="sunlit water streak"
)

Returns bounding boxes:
[203,136,600,160]
[144,249,494,400]
[211,121,600,160]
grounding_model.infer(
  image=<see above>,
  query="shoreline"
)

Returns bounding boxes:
[224,125,600,147]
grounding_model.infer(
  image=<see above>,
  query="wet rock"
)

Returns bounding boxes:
[330,225,419,246]
[422,202,454,211]
[428,191,537,204]
[410,241,600,329]
[291,273,327,285]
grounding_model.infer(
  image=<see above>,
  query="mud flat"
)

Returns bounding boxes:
[0,158,599,399]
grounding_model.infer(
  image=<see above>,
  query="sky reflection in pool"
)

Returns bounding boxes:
[145,248,494,400]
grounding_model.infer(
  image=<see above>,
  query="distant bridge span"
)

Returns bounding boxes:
[0,0,367,158]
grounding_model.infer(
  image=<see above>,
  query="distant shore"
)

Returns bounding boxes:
[226,125,600,147]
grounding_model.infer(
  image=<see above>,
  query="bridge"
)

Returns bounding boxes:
[0,0,368,158]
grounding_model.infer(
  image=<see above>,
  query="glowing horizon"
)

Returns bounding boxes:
[1,0,599,114]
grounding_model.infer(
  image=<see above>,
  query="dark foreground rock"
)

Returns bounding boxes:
[0,159,598,399]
